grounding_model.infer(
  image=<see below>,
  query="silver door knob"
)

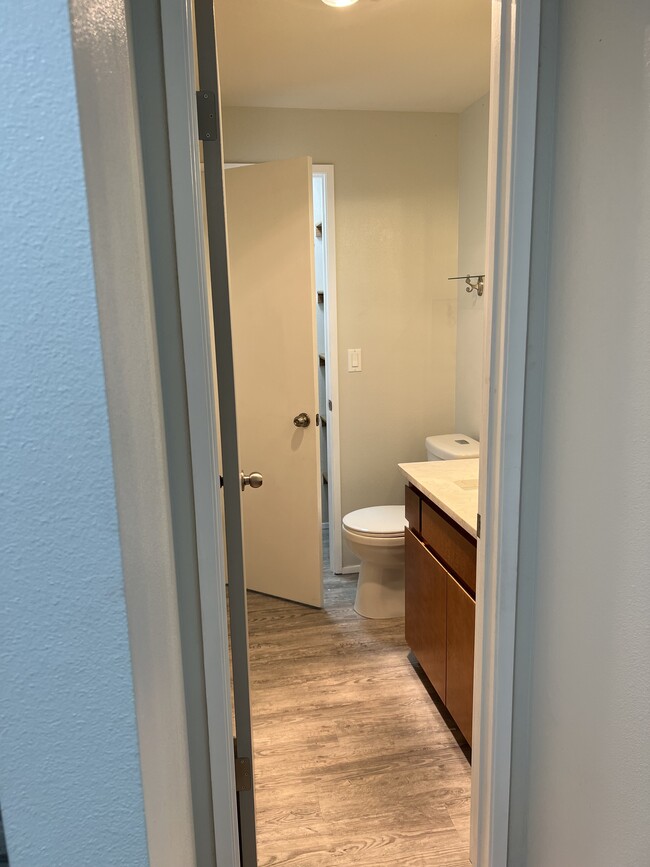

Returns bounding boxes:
[293,412,311,428]
[241,471,263,491]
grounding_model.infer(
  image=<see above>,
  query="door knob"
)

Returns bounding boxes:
[241,471,263,491]
[293,412,311,428]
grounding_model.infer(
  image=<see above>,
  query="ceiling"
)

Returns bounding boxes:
[214,0,491,114]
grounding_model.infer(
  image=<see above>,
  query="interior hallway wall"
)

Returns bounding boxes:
[222,107,459,566]
[0,2,149,864]
[455,94,489,440]
[511,0,650,863]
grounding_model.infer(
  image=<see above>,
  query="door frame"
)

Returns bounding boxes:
[155,0,545,863]
[312,165,343,575]
[471,0,545,863]
[158,1,241,866]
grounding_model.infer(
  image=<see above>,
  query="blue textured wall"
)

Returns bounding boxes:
[0,3,149,865]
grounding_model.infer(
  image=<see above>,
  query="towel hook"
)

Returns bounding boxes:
[448,274,485,297]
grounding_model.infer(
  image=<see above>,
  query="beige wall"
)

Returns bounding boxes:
[222,107,459,566]
[455,94,489,440]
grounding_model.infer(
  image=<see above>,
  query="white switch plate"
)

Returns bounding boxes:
[348,348,362,372]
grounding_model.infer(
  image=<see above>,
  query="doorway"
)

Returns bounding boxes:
[216,0,488,856]
[313,166,344,576]
[156,0,546,862]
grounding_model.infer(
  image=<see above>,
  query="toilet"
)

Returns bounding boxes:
[342,433,480,620]
[342,505,407,619]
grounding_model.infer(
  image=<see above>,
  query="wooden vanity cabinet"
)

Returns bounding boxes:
[446,575,475,745]
[405,530,446,701]
[404,485,421,534]
[404,484,477,746]
[421,501,476,594]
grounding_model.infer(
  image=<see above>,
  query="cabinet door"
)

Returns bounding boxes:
[405,529,446,701]
[404,485,421,534]
[446,575,476,746]
[421,500,477,593]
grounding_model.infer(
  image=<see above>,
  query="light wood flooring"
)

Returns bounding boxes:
[245,543,472,866]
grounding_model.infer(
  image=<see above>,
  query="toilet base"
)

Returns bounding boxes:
[354,561,405,619]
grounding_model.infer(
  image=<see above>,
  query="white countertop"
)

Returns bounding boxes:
[399,459,480,538]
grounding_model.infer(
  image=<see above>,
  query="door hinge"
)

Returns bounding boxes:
[234,756,252,792]
[316,413,320,426]
[477,513,482,539]
[196,90,218,142]
[233,737,252,792]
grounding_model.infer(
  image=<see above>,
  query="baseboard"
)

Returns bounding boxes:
[340,564,360,575]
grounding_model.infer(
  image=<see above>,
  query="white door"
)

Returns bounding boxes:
[225,158,323,608]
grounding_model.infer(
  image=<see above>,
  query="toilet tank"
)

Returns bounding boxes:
[425,433,480,461]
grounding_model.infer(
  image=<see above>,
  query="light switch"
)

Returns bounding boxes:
[348,348,362,372]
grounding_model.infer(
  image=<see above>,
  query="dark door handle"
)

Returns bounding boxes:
[293,412,311,428]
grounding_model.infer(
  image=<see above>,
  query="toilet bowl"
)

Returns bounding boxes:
[342,505,407,619]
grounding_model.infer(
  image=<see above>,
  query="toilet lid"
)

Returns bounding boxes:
[342,505,407,537]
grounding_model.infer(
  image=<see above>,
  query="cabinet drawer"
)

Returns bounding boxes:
[404,485,421,534]
[446,574,476,746]
[405,529,446,701]
[421,500,477,594]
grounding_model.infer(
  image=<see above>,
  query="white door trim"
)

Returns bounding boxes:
[159,0,240,863]
[471,0,543,864]
[313,165,343,574]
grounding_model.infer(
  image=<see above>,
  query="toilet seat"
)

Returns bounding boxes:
[342,505,407,538]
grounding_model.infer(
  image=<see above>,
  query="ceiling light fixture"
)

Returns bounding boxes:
[321,0,360,7]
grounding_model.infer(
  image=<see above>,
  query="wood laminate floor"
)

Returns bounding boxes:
[245,541,472,866]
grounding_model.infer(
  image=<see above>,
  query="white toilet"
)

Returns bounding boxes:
[342,433,480,620]
[342,506,407,619]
